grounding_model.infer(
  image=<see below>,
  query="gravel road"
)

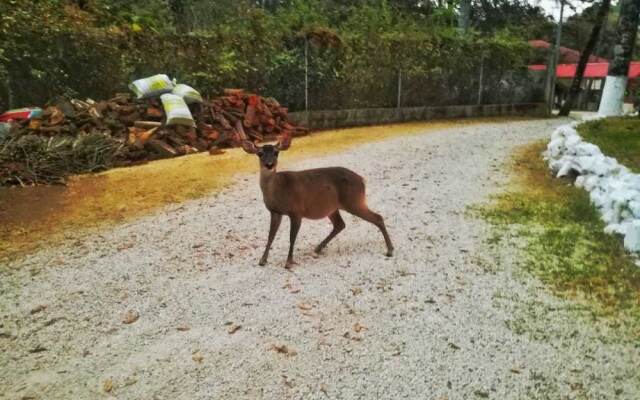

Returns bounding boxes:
[2,119,638,400]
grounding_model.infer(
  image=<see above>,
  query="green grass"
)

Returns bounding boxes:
[578,117,640,172]
[476,142,640,331]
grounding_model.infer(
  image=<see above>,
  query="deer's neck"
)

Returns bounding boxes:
[259,166,278,193]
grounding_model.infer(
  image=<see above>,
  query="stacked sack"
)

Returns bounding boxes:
[544,121,640,255]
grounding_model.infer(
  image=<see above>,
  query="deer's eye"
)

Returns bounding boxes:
[257,150,264,156]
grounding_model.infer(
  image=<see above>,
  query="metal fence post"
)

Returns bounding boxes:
[304,38,309,112]
[397,69,402,109]
[477,58,484,105]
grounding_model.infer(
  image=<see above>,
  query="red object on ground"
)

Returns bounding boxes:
[0,108,38,122]
[528,62,640,79]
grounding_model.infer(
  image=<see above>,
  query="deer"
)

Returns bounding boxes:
[241,136,394,268]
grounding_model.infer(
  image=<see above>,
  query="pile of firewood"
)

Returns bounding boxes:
[8,89,307,162]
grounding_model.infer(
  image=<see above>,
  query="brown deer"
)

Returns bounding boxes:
[241,137,394,268]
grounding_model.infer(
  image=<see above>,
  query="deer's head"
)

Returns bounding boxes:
[241,137,291,171]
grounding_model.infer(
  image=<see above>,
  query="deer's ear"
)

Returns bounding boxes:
[276,135,291,151]
[241,140,259,154]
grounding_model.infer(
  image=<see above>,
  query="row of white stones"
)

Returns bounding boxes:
[545,121,640,258]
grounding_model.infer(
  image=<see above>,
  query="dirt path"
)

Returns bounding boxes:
[1,119,638,400]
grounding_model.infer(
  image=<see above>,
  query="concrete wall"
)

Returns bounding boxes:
[289,103,547,130]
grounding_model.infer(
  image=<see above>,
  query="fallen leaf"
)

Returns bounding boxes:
[176,325,191,332]
[28,345,47,353]
[297,303,313,311]
[122,310,139,324]
[271,344,297,357]
[320,383,328,395]
[192,352,204,363]
[30,304,47,315]
[103,379,113,393]
[227,324,241,334]
[350,287,362,296]
[353,322,367,333]
[510,368,521,374]
[448,342,460,350]
[289,288,301,294]
[474,390,489,398]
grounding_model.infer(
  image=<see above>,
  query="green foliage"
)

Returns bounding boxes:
[578,117,640,173]
[475,142,640,329]
[0,0,543,111]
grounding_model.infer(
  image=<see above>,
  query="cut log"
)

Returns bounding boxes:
[134,127,158,148]
[134,121,162,129]
[147,139,177,157]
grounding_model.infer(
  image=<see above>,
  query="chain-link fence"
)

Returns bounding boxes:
[1,29,545,114]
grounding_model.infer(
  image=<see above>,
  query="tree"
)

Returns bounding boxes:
[598,0,640,116]
[559,0,611,116]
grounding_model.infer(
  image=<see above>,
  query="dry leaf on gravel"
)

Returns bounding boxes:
[297,303,313,311]
[270,344,297,357]
[353,323,367,333]
[192,352,204,363]
[102,379,113,393]
[176,325,191,332]
[122,310,139,324]
[350,287,362,296]
[227,324,241,334]
[320,383,328,395]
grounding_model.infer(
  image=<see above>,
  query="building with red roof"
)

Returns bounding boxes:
[528,40,640,110]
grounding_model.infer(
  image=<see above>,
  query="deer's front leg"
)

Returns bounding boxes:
[286,215,302,269]
[259,212,282,266]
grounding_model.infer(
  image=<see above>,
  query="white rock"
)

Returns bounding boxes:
[623,221,640,252]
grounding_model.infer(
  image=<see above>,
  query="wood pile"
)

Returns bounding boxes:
[9,89,307,162]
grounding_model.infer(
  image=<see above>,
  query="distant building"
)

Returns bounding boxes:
[528,40,640,110]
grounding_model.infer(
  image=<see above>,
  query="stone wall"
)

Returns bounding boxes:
[289,103,547,130]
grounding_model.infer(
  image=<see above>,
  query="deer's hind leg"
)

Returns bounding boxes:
[315,210,346,254]
[345,203,394,257]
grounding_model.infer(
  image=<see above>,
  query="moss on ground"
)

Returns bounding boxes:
[578,117,640,172]
[476,141,640,329]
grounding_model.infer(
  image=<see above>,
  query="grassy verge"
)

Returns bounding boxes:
[476,141,640,329]
[578,116,640,172]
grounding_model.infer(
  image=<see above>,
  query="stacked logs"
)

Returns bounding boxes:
[7,89,307,162]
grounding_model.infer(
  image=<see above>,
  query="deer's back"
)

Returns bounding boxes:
[267,167,365,219]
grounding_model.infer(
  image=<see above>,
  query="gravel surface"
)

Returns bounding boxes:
[2,119,639,400]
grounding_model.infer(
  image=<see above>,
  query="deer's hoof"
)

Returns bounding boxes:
[284,260,298,270]
[313,246,323,255]
[258,259,267,266]
[385,249,394,257]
